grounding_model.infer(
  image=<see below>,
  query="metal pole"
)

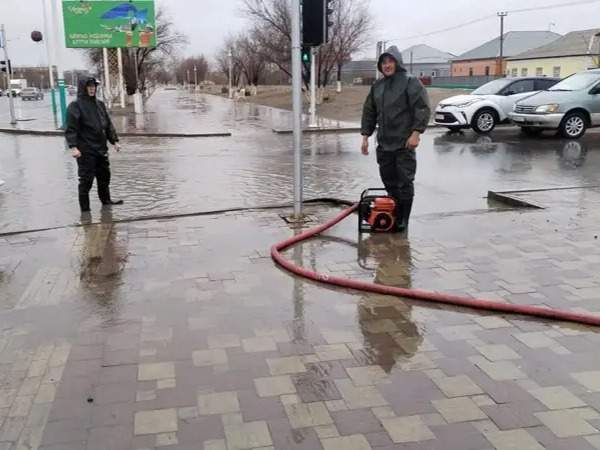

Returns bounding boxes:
[228,50,233,99]
[194,65,198,90]
[498,12,507,76]
[102,48,111,108]
[291,0,303,217]
[1,24,16,125]
[117,47,125,108]
[41,0,57,123]
[309,47,317,128]
[410,51,414,75]
[50,0,67,128]
[375,41,380,81]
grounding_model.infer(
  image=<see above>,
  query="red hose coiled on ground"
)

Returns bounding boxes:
[271,204,600,327]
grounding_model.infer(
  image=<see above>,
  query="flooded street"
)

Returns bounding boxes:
[2,90,600,233]
[1,90,600,450]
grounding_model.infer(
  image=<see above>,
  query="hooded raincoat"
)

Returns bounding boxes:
[65,79,120,211]
[361,46,430,151]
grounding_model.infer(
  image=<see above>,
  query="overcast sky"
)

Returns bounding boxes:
[1,0,599,69]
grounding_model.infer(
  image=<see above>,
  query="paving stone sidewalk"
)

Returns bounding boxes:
[1,192,600,450]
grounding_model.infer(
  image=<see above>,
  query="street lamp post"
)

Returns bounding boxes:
[194,65,197,90]
[50,0,68,128]
[41,0,58,125]
[228,50,233,99]
[1,24,17,125]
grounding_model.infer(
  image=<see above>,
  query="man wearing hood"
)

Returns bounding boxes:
[66,77,123,213]
[361,46,431,232]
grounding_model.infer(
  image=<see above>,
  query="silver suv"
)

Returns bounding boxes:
[510,69,600,138]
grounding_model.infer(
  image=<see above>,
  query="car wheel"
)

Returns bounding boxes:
[560,112,587,139]
[471,109,497,134]
[521,127,543,137]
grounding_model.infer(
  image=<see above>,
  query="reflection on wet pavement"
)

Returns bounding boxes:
[2,201,600,449]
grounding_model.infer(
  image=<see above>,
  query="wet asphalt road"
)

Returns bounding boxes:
[2,91,600,450]
[1,90,600,234]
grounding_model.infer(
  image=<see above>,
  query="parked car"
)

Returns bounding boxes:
[20,87,44,101]
[509,69,600,139]
[434,77,560,133]
[0,89,4,97]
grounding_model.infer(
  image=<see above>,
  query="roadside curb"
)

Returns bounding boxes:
[273,123,443,134]
[0,128,232,138]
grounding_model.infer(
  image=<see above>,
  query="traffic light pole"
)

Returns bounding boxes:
[309,46,317,128]
[291,0,303,218]
[1,24,17,125]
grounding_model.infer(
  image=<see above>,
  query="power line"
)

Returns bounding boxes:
[385,0,600,42]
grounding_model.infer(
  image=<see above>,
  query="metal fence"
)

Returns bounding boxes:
[429,75,503,89]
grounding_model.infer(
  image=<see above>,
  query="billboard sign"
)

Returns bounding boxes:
[63,1,156,48]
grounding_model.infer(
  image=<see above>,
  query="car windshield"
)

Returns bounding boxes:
[549,72,600,91]
[472,79,513,95]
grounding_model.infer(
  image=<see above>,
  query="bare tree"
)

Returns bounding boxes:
[174,55,209,85]
[237,31,268,85]
[86,7,188,99]
[242,0,372,88]
[215,37,243,87]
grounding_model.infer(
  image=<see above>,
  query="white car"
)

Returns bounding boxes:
[434,77,560,133]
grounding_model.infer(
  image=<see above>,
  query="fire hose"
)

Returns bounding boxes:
[271,204,600,327]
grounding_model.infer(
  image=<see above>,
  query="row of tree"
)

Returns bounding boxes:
[85,0,373,102]
[217,0,373,88]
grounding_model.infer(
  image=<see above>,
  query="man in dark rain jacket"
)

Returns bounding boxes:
[361,46,431,232]
[66,77,123,213]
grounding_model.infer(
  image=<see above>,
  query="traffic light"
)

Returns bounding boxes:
[302,0,335,46]
[301,46,311,64]
[0,60,11,74]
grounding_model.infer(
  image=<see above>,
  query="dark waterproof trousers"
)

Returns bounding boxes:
[376,148,416,228]
[77,152,112,211]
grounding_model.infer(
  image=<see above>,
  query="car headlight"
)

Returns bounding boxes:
[535,104,560,113]
[454,99,482,108]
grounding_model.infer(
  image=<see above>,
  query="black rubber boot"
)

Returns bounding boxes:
[102,199,124,206]
[394,200,406,233]
[395,199,414,232]
[79,194,91,212]
[400,199,414,230]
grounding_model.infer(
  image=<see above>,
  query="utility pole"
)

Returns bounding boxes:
[102,48,111,108]
[336,1,342,93]
[1,24,17,125]
[375,41,381,81]
[117,48,125,108]
[309,47,317,128]
[291,0,303,218]
[498,12,508,76]
[228,49,233,99]
[41,0,58,124]
[50,0,68,128]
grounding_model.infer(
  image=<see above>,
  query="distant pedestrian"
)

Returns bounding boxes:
[65,77,123,213]
[361,46,431,232]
